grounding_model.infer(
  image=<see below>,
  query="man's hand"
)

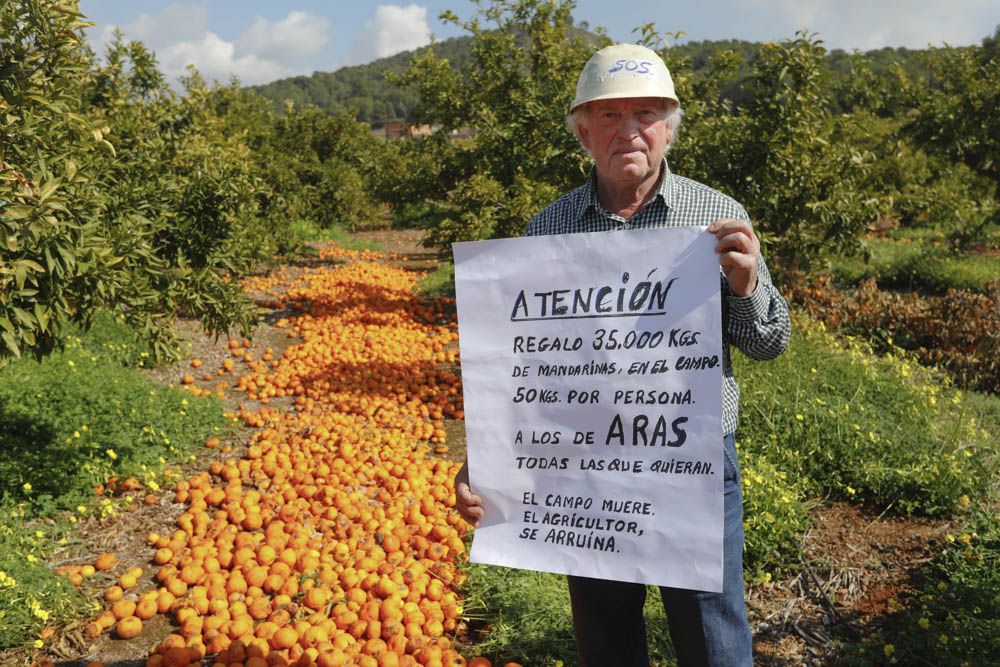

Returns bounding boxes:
[708,219,760,297]
[455,461,485,528]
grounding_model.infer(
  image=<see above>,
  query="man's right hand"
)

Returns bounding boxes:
[455,461,485,528]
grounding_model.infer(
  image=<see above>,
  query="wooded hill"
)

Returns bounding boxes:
[249,32,933,125]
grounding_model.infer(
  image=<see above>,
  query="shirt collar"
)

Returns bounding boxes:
[577,158,675,219]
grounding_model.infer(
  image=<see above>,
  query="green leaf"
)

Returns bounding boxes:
[12,307,33,327]
[38,177,63,203]
[33,303,49,331]
[56,245,76,269]
[2,205,34,220]
[1,330,21,358]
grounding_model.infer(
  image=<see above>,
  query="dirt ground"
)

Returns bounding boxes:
[748,503,949,665]
[14,228,952,667]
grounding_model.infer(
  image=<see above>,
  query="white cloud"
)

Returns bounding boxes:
[738,0,998,50]
[87,3,208,57]
[125,3,209,45]
[350,4,432,65]
[158,32,288,86]
[236,11,331,63]
[84,4,333,87]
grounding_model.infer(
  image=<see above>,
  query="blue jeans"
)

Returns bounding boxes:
[567,434,753,666]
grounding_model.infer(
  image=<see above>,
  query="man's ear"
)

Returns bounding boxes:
[578,124,592,153]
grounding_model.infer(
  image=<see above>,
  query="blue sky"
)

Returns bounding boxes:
[78,1,1000,87]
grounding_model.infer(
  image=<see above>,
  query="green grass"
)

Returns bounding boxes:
[0,346,226,513]
[829,236,1000,293]
[461,565,575,665]
[462,311,998,662]
[0,518,91,652]
[0,314,229,649]
[392,201,450,231]
[736,313,994,516]
[738,450,812,581]
[288,219,385,251]
[416,263,455,298]
[461,564,683,666]
[70,309,160,367]
[841,505,1000,666]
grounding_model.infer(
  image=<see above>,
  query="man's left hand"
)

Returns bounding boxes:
[708,219,760,297]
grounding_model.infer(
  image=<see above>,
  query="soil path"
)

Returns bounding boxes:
[749,503,949,665]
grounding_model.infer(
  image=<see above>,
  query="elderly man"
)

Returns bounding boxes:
[455,43,790,666]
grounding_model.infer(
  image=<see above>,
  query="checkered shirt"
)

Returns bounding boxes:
[524,161,791,436]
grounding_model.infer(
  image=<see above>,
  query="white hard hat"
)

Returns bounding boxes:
[570,43,679,113]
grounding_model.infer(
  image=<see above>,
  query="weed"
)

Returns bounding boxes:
[736,313,994,515]
[841,507,1000,666]
[0,334,228,649]
[417,263,456,298]
[288,219,385,251]
[830,236,1000,293]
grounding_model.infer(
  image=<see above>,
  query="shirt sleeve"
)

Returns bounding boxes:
[723,255,791,361]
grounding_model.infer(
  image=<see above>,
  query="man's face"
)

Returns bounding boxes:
[577,97,673,189]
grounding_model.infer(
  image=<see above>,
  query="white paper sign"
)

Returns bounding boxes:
[453,227,725,593]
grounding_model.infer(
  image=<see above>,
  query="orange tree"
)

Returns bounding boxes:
[904,34,1000,248]
[263,103,384,231]
[909,30,1000,189]
[669,33,883,273]
[390,5,884,271]
[1,1,267,360]
[387,0,596,249]
[1,0,124,358]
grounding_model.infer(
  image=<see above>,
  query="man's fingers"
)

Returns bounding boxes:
[456,482,482,505]
[455,482,485,527]
[460,511,482,529]
[718,250,757,271]
[463,505,485,520]
[708,218,753,235]
[710,220,758,249]
[715,233,753,255]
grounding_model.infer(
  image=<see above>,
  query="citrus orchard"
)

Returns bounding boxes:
[80,246,487,667]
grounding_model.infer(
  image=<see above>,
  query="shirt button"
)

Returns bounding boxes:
[622,222,632,230]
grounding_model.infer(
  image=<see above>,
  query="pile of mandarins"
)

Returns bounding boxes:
[77,247,520,667]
